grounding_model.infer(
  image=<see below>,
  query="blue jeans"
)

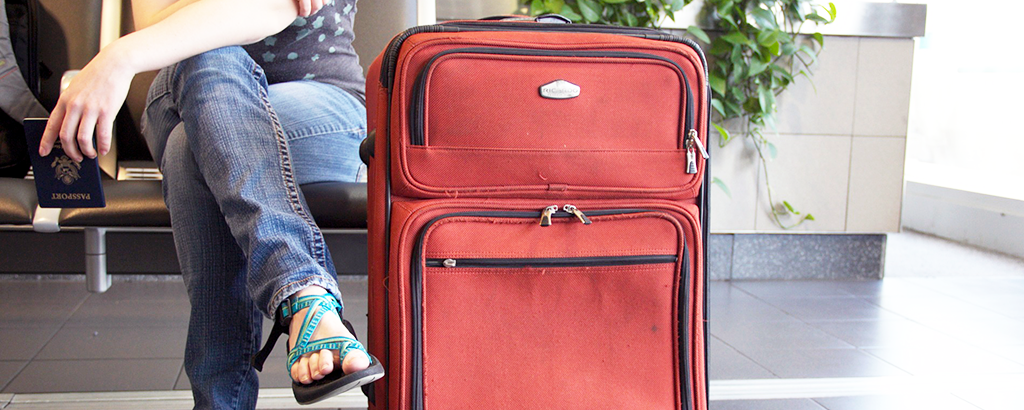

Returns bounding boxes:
[141,46,366,410]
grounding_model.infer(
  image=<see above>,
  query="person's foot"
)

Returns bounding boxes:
[287,286,371,384]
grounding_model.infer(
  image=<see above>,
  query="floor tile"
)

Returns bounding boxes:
[931,316,1024,348]
[173,362,293,391]
[0,361,26,391]
[258,366,294,389]
[938,373,1024,410]
[865,290,1011,326]
[709,337,776,380]
[708,287,801,324]
[0,282,88,327]
[740,349,910,379]
[809,318,961,349]
[84,280,188,303]
[3,358,181,393]
[712,399,825,410]
[730,281,867,299]
[864,344,1024,376]
[35,326,187,360]
[63,297,191,328]
[763,298,908,322]
[988,345,1024,366]
[813,393,981,410]
[711,321,852,352]
[885,231,1024,278]
[174,365,189,390]
[0,327,58,360]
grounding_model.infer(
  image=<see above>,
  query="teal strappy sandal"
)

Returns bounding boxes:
[252,293,384,405]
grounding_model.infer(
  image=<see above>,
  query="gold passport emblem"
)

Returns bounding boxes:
[51,155,82,186]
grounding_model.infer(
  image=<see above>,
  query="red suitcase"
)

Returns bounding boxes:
[362,16,710,410]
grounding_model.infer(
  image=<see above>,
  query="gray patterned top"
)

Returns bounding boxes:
[243,0,365,101]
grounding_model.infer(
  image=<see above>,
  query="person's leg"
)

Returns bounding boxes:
[266,80,369,382]
[142,46,368,407]
[156,47,342,310]
[160,123,263,410]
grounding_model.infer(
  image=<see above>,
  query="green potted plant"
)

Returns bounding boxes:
[524,0,836,229]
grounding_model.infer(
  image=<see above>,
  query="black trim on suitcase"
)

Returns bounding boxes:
[425,254,678,268]
[380,21,707,91]
[409,208,691,410]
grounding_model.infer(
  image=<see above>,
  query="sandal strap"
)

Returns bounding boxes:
[250,293,342,372]
[280,294,340,320]
[286,336,367,369]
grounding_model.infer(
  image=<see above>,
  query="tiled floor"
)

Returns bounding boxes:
[2,231,1024,409]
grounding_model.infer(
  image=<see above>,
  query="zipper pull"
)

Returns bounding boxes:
[539,205,559,227]
[686,142,697,174]
[442,259,457,268]
[563,204,592,225]
[689,129,709,159]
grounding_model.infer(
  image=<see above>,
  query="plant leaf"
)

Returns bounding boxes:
[559,7,583,21]
[709,73,727,95]
[711,98,726,117]
[805,12,829,24]
[812,32,824,46]
[804,213,815,221]
[712,177,732,199]
[602,0,629,4]
[712,122,731,145]
[578,0,601,22]
[748,59,769,78]
[686,25,711,43]
[720,31,750,46]
[825,2,837,21]
[782,201,796,214]
[750,7,777,29]
[543,0,564,13]
[766,141,777,159]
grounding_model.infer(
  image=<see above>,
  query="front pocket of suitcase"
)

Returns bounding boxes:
[397,48,704,198]
[410,209,690,410]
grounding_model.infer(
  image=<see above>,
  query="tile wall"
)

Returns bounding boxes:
[700,36,914,233]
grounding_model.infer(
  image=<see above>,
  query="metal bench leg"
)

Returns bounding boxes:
[85,227,111,293]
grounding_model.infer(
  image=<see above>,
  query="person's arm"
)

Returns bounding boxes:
[40,0,322,161]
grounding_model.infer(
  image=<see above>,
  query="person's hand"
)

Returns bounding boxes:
[40,48,134,162]
[296,0,324,17]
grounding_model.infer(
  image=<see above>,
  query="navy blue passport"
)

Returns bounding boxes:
[24,118,106,208]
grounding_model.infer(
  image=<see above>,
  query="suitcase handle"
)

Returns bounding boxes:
[359,131,374,165]
[477,14,572,24]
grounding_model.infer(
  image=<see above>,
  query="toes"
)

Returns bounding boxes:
[309,351,324,380]
[318,349,335,376]
[341,349,371,374]
[293,356,313,384]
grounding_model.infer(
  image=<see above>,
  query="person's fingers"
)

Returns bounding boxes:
[297,0,311,16]
[310,0,324,15]
[58,106,84,162]
[39,106,65,156]
[76,112,99,159]
[95,112,115,157]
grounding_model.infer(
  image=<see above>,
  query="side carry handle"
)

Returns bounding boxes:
[359,130,374,165]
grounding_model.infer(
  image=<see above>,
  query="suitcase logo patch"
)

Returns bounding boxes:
[539,80,580,99]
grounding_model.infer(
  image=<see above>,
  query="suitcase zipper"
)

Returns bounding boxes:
[685,129,710,174]
[408,207,692,410]
[409,47,695,148]
[426,254,678,269]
